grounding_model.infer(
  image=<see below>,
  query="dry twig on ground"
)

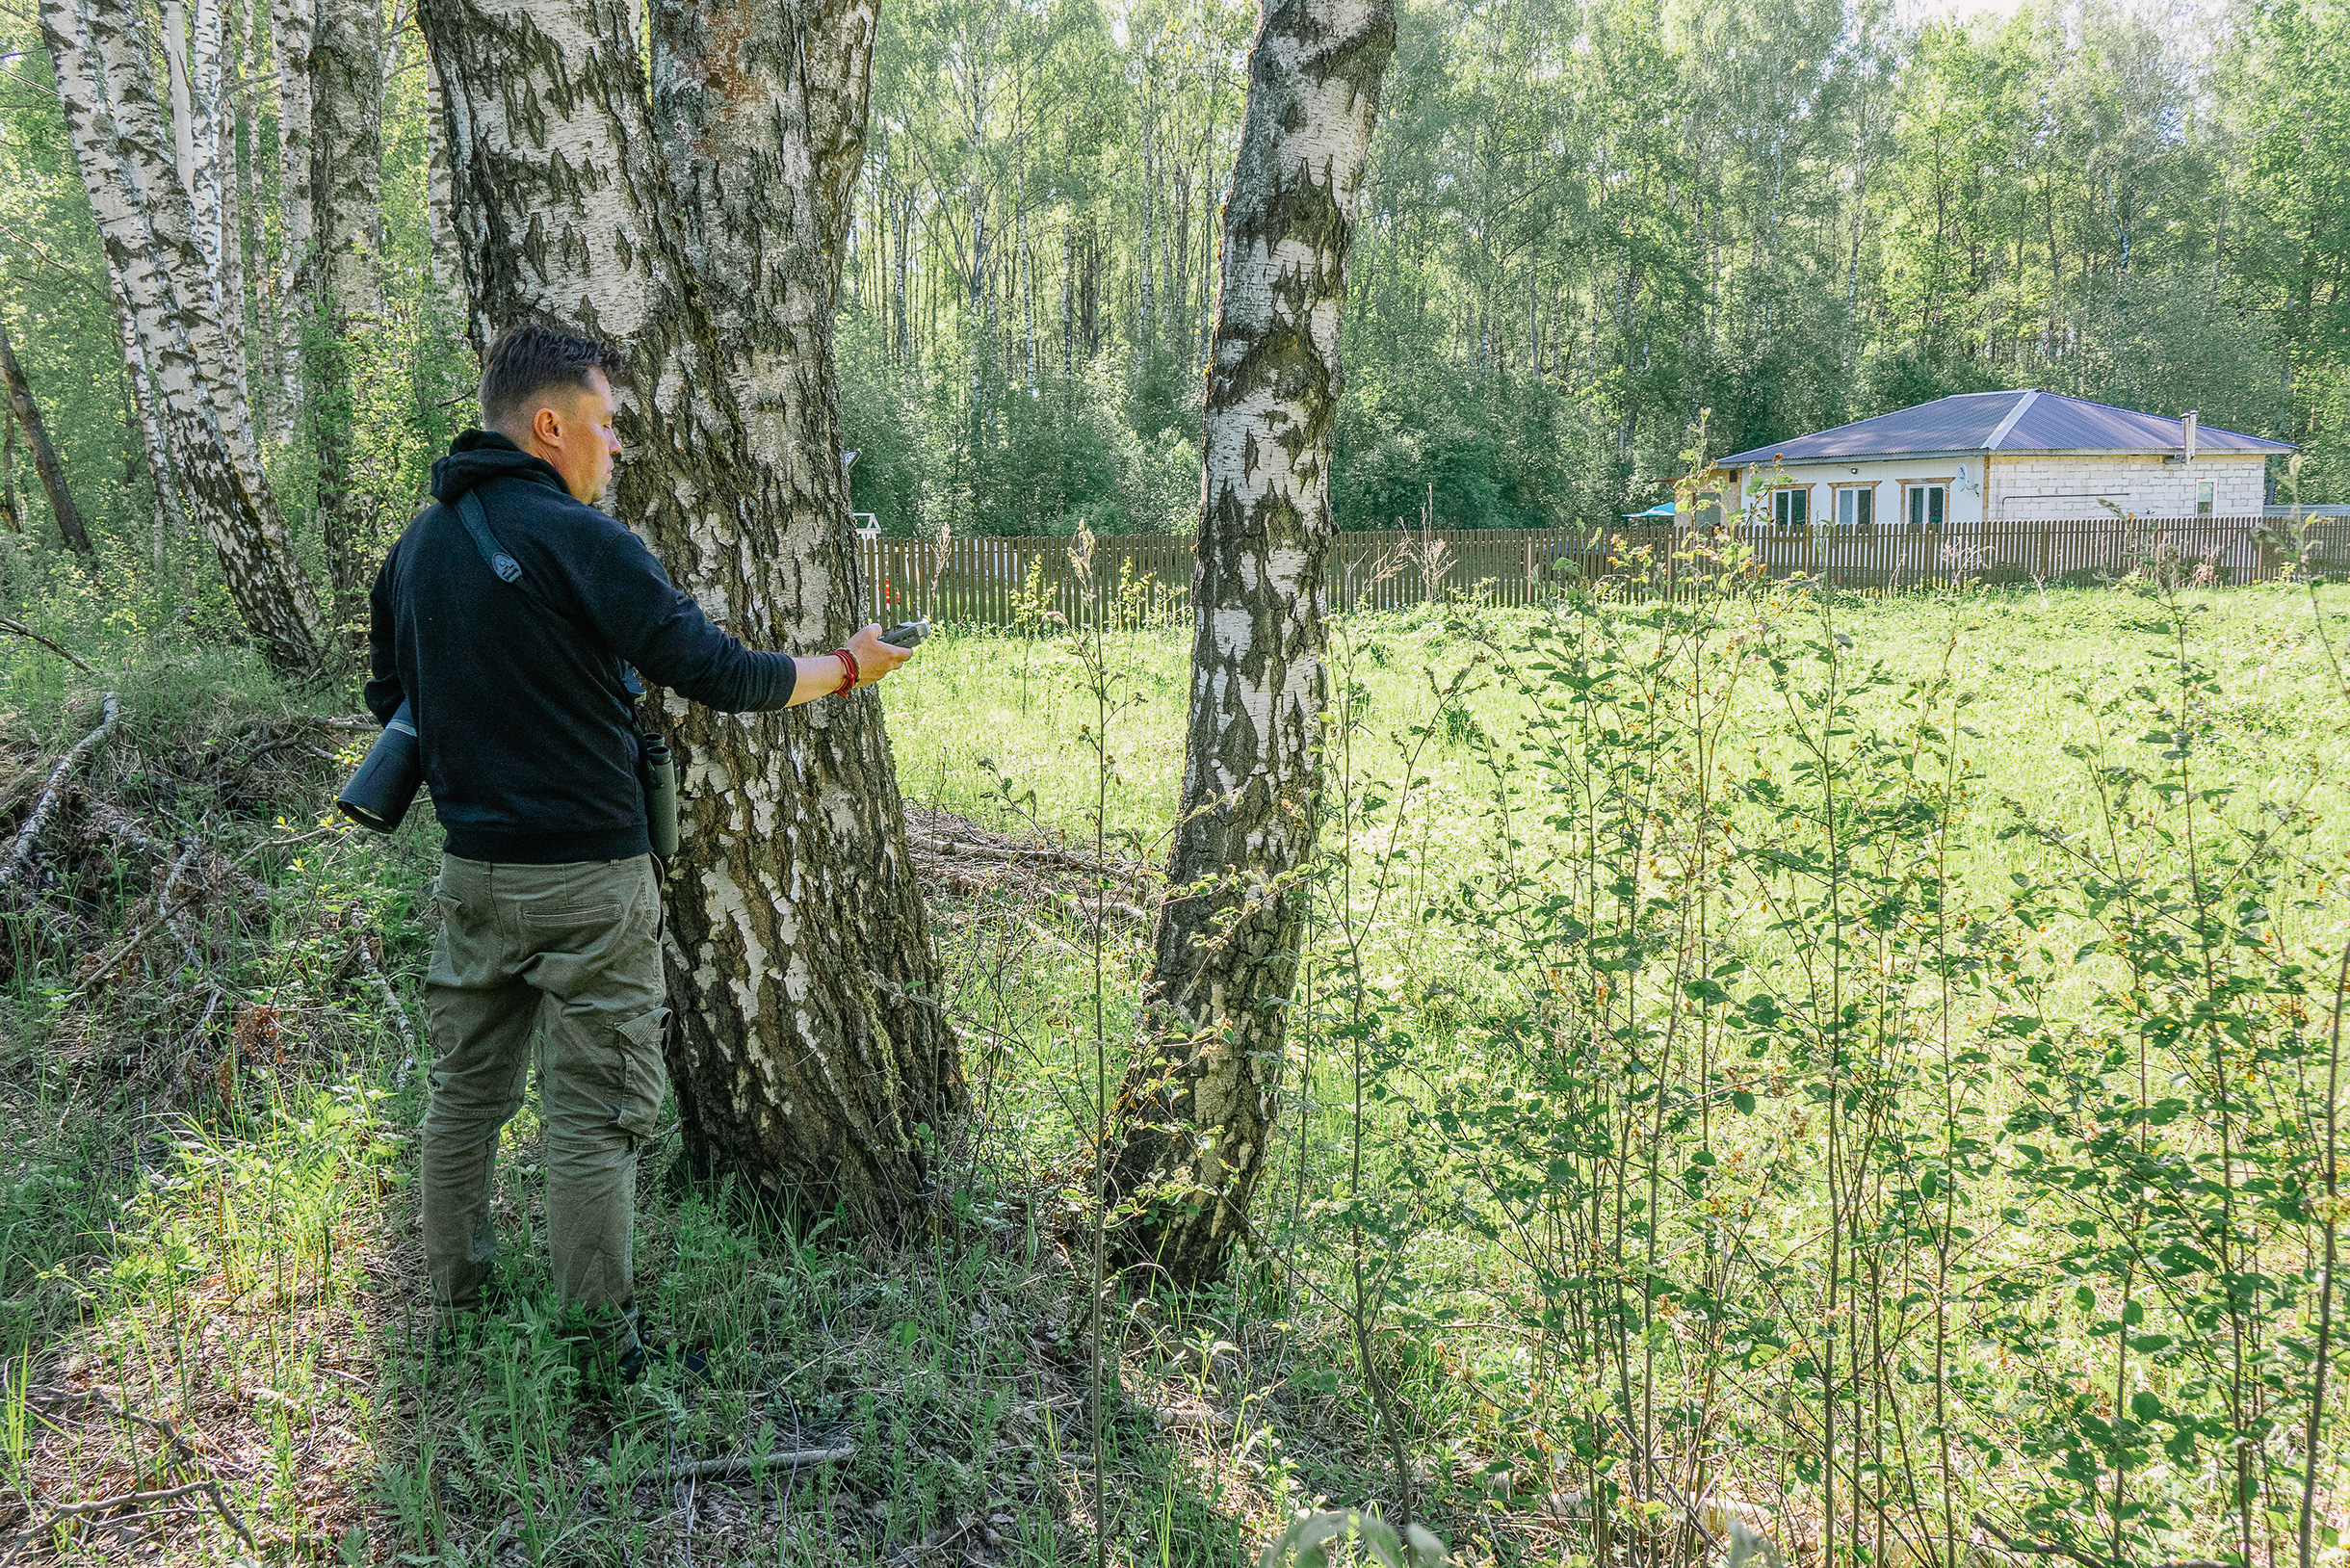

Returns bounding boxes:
[50,1392,259,1554]
[903,804,1157,927]
[352,929,421,1085]
[55,841,199,1003]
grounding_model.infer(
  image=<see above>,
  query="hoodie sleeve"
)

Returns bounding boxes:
[574,525,799,712]
[362,546,405,724]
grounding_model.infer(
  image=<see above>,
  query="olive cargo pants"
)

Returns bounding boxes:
[419,853,668,1333]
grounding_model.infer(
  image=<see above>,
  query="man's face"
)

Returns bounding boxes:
[529,370,621,505]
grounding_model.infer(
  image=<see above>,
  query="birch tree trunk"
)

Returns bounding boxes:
[109,280,188,556]
[42,0,329,674]
[422,0,964,1228]
[1102,0,1395,1288]
[0,325,90,554]
[268,0,314,449]
[422,58,465,330]
[308,0,383,635]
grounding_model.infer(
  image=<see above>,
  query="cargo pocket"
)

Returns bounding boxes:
[609,1006,670,1140]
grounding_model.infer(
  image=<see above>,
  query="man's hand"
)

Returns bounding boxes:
[784,625,921,707]
[847,623,914,684]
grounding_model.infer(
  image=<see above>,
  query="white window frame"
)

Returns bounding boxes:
[1833,484,1876,536]
[1903,481,1949,535]
[1771,485,1812,531]
[2196,478,2214,517]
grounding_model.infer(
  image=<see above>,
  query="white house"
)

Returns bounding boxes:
[1712,390,2293,536]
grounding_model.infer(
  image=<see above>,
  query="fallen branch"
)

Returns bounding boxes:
[47,1480,216,1517]
[55,842,200,1004]
[663,1445,856,1483]
[80,1393,257,1552]
[0,691,119,894]
[1062,890,1151,926]
[76,800,171,862]
[906,829,1150,884]
[353,931,421,1085]
[76,806,264,906]
[0,616,91,673]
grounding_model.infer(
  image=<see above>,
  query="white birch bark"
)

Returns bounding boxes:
[43,0,327,672]
[191,0,226,286]
[422,58,465,331]
[269,0,314,446]
[108,265,187,550]
[309,0,383,627]
[1105,0,1397,1286]
[160,1,197,197]
[309,0,380,328]
[239,0,282,446]
[422,0,962,1225]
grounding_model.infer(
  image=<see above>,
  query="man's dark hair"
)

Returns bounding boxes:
[479,325,612,432]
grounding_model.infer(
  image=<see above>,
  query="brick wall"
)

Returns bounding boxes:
[1988,455,2267,519]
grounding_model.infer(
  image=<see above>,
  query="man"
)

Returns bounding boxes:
[365,323,912,1363]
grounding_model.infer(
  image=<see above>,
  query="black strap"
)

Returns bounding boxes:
[448,486,645,707]
[454,489,523,585]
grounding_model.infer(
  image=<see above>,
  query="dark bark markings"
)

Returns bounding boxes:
[423,0,961,1227]
[1105,0,1394,1287]
[309,0,386,639]
[41,0,327,672]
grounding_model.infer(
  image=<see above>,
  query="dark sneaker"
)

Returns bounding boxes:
[617,1342,711,1384]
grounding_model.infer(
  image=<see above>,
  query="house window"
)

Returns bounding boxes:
[1906,483,1946,534]
[2197,478,2214,517]
[1835,485,1875,535]
[1773,487,1810,531]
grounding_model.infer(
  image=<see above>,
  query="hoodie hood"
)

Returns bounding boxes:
[431,430,573,506]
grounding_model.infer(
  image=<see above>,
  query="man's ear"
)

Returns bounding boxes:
[531,402,565,447]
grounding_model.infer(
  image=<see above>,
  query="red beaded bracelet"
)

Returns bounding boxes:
[830,648,860,692]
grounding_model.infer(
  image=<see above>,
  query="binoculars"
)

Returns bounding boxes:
[336,701,423,831]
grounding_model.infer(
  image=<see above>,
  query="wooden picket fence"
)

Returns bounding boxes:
[858,515,2350,626]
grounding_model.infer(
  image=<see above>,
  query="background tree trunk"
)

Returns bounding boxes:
[268,0,314,451]
[422,58,464,332]
[421,0,963,1229]
[42,0,329,674]
[109,287,188,561]
[0,321,93,554]
[0,405,20,536]
[308,0,383,638]
[1103,0,1395,1288]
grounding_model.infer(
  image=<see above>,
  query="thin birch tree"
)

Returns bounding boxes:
[268,0,314,449]
[1103,0,1396,1287]
[40,0,329,674]
[308,0,383,631]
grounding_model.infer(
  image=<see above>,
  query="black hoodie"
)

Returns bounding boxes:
[365,431,797,864]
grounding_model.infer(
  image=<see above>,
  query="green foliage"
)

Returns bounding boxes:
[1259,1506,1449,1567]
[0,3,472,640]
[840,0,2343,543]
[8,585,2349,1560]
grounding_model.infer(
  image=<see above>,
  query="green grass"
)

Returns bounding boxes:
[3,578,2345,1565]
[879,584,2350,888]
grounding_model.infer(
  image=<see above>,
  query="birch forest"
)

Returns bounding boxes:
[0,0,2338,594]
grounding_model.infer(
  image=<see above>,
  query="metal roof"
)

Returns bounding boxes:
[1717,390,2295,466]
